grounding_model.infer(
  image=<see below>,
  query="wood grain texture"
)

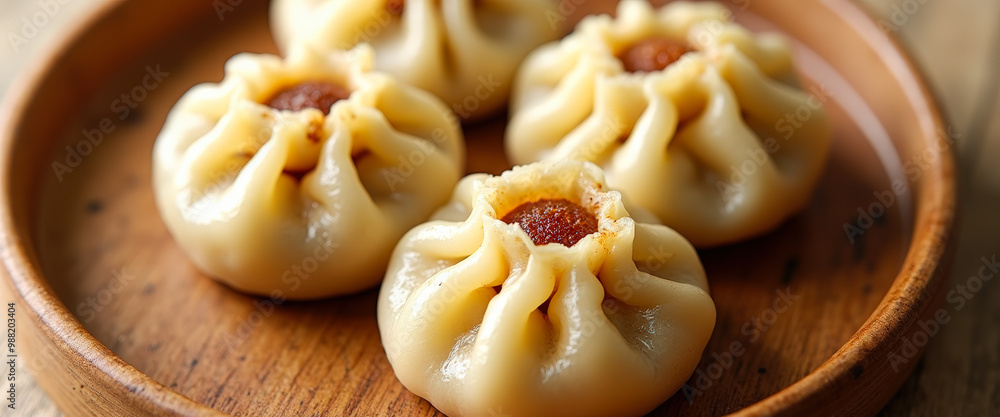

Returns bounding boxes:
[0,0,985,416]
[857,0,1000,416]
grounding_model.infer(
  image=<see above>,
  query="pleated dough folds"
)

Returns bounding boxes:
[271,0,563,121]
[507,0,831,247]
[153,45,464,299]
[378,160,716,417]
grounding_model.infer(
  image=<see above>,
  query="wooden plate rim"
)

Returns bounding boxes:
[0,0,226,415]
[734,0,957,414]
[0,0,957,415]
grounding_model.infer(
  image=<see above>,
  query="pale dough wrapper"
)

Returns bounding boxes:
[378,160,716,417]
[153,45,464,299]
[507,0,831,247]
[270,0,563,121]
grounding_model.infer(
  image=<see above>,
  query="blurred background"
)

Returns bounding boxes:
[0,0,997,415]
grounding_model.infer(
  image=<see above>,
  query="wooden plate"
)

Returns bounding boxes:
[0,0,956,415]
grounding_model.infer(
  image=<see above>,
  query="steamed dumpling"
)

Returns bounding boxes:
[153,45,464,299]
[270,0,563,121]
[378,160,716,417]
[507,0,831,247]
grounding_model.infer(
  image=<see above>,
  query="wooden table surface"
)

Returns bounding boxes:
[0,0,996,416]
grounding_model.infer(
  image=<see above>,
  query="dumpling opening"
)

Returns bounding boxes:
[263,81,351,115]
[386,0,404,15]
[500,198,598,247]
[616,37,691,73]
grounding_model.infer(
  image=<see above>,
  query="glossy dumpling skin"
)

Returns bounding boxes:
[152,45,464,299]
[378,160,716,417]
[270,0,563,121]
[507,0,832,247]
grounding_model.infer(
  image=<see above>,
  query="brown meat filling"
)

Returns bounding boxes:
[265,81,350,115]
[618,37,690,73]
[501,199,599,247]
